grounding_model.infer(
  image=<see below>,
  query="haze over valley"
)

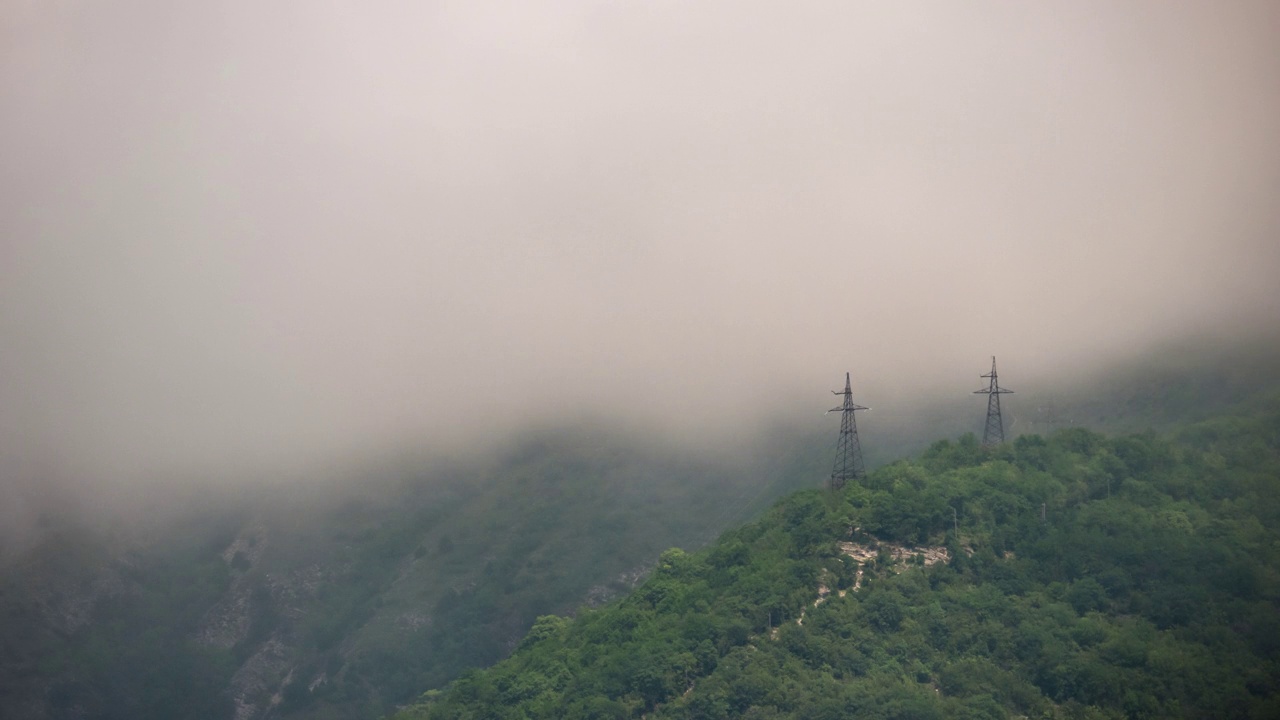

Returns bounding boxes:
[1,3,1279,719]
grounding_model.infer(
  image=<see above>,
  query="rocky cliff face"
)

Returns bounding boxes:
[192,523,342,720]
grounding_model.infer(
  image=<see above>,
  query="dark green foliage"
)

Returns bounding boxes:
[1,520,240,720]
[395,397,1280,720]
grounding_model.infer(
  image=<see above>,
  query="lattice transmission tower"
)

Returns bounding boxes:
[828,372,867,491]
[974,356,1013,447]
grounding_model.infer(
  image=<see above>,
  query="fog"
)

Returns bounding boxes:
[3,1,1278,525]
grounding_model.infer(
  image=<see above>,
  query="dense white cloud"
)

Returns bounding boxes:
[1,1,1277,493]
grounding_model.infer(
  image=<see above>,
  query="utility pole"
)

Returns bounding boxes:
[974,356,1013,447]
[828,372,867,491]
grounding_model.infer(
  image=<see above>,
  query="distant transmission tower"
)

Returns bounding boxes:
[974,356,1013,447]
[828,372,867,491]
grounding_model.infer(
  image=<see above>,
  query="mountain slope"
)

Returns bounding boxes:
[3,342,1278,720]
[0,426,821,720]
[395,395,1280,719]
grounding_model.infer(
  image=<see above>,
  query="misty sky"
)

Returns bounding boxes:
[2,1,1278,497]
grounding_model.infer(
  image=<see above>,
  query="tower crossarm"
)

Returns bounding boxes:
[829,402,868,412]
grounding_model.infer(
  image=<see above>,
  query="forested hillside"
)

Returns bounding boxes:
[2,345,1277,720]
[0,427,823,720]
[396,393,1280,719]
